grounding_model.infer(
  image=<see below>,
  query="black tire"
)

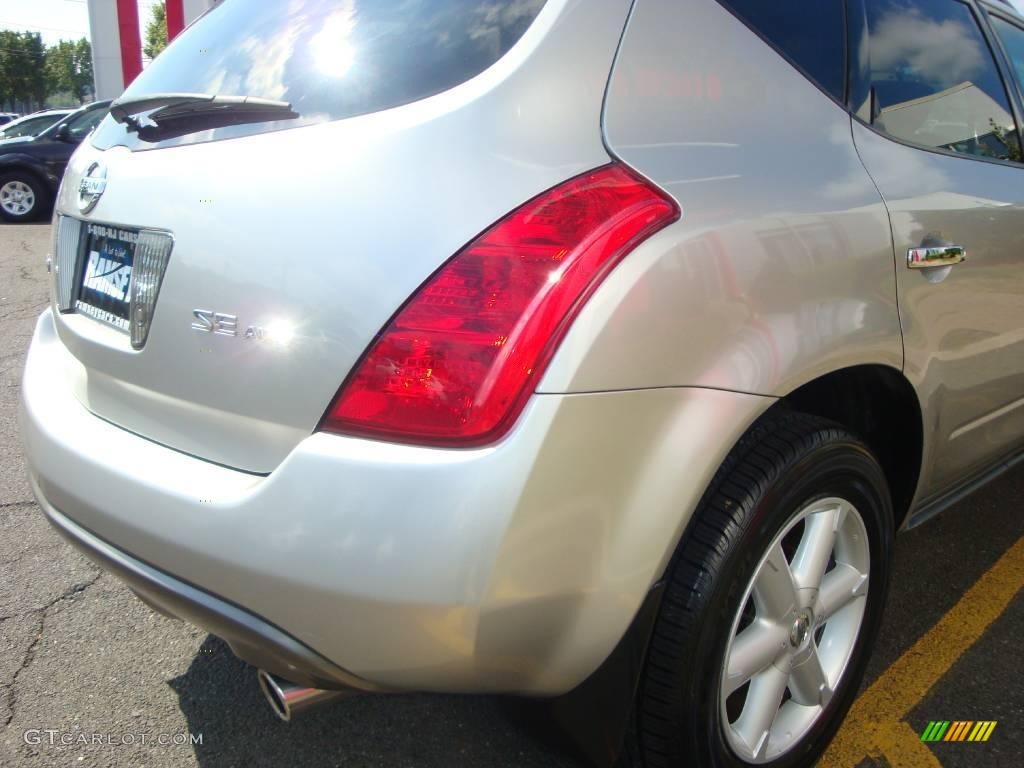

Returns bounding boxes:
[627,412,893,768]
[0,171,49,223]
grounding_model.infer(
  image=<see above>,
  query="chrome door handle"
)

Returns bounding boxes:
[907,245,966,269]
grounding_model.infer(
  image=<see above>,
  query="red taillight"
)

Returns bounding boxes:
[320,163,679,446]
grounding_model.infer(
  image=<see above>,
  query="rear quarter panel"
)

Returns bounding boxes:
[540,0,903,397]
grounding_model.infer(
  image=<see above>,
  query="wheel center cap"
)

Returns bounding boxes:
[791,611,812,648]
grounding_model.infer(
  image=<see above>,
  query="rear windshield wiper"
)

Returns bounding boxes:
[109,93,298,139]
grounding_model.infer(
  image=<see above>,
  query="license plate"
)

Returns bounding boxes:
[75,223,139,330]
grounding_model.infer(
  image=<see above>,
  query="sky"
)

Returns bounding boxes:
[2,0,1024,47]
[0,0,163,46]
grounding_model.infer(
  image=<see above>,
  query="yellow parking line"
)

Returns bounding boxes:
[819,535,1024,767]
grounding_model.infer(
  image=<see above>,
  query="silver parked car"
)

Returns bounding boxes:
[19,0,1024,765]
[0,109,72,140]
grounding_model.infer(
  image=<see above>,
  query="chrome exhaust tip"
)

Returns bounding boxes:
[257,669,350,722]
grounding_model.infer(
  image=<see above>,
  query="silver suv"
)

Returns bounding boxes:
[19,1,1024,766]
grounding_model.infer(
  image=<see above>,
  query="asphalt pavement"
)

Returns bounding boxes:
[1,222,1021,768]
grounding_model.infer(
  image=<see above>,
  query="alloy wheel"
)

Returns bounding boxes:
[0,180,35,217]
[720,496,871,763]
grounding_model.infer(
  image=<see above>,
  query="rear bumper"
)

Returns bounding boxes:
[21,308,773,694]
[37,494,378,691]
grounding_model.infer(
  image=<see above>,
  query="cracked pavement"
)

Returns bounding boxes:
[0,223,1021,768]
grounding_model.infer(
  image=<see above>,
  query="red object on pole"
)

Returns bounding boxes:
[115,0,142,86]
[166,0,186,42]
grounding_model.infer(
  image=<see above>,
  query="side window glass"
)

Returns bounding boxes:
[991,16,1024,97]
[67,110,106,140]
[720,1,846,102]
[856,0,1021,162]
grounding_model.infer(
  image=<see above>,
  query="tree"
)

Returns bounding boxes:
[0,31,47,111]
[144,1,168,61]
[0,31,17,109]
[45,38,93,104]
[23,33,47,106]
[73,39,93,101]
[45,41,76,100]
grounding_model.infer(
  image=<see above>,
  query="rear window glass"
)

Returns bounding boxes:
[93,0,547,150]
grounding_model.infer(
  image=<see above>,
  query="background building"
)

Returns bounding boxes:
[88,0,219,99]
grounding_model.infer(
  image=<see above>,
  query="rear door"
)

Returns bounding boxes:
[848,0,1024,501]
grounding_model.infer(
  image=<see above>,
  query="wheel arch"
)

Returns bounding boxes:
[778,364,924,530]
[545,369,922,765]
[0,160,54,220]
[0,161,52,195]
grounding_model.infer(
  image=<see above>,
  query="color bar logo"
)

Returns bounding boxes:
[921,721,997,742]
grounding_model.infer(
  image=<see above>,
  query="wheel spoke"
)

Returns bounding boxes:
[791,504,841,599]
[788,645,832,706]
[753,542,799,621]
[732,663,789,759]
[815,563,868,622]
[724,619,788,696]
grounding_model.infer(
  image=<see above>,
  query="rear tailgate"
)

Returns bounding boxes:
[49,0,630,473]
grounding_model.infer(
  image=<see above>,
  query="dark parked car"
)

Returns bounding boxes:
[0,100,110,222]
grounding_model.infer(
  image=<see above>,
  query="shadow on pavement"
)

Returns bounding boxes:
[168,635,583,768]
